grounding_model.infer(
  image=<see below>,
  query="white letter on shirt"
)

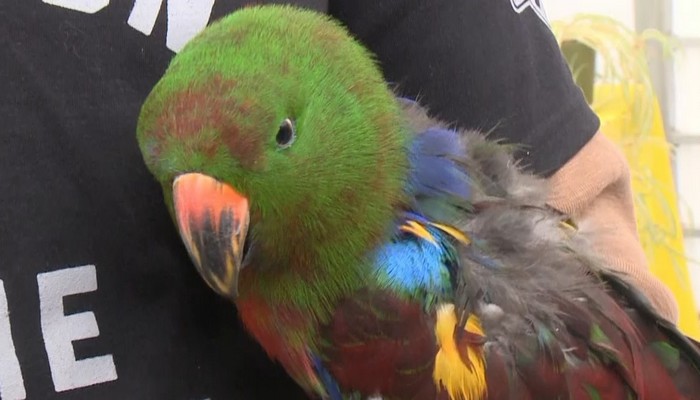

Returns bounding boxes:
[38,265,118,392]
[127,0,163,36]
[0,279,26,400]
[127,0,214,52]
[166,0,215,52]
[42,0,109,14]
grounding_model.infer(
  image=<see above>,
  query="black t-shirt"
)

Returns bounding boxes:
[0,1,598,399]
[329,0,599,176]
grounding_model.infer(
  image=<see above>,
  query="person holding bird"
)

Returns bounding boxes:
[1,1,682,399]
[137,6,699,399]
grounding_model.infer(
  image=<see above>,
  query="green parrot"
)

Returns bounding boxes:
[136,5,700,400]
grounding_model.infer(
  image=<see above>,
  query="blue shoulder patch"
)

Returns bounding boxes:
[372,216,456,297]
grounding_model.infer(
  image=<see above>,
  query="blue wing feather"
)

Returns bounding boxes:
[373,228,452,294]
[408,128,472,202]
[371,217,459,304]
[370,121,477,299]
[311,354,343,400]
[403,106,475,223]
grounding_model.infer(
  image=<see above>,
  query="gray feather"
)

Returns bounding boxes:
[400,97,627,355]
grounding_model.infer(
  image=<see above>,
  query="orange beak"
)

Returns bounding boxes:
[172,173,250,299]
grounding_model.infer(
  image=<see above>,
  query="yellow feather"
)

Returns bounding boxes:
[428,222,472,245]
[433,304,487,400]
[558,218,579,239]
[400,221,438,245]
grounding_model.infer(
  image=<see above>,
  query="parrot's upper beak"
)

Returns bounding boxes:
[172,173,250,300]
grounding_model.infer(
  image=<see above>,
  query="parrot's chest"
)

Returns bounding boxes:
[235,288,440,398]
[235,295,327,392]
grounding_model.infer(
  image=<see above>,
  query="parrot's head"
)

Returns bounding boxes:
[136,5,410,311]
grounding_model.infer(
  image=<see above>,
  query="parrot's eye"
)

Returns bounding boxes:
[276,118,296,149]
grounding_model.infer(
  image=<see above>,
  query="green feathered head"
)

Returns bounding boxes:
[136,5,410,314]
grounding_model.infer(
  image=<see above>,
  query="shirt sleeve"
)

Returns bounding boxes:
[329,0,600,177]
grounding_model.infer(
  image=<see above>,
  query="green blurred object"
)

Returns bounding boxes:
[561,40,596,104]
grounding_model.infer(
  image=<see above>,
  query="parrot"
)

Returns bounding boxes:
[135,5,700,400]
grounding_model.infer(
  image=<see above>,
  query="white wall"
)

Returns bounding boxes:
[687,239,700,306]
[673,0,700,37]
[670,0,700,308]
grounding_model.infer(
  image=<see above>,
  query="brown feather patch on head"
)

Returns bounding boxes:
[148,75,269,170]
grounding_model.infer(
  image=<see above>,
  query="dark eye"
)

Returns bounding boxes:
[276,118,296,149]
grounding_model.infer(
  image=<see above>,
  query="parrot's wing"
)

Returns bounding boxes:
[396,98,700,399]
[446,176,700,399]
[315,99,700,400]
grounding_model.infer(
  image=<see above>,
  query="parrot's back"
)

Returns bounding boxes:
[312,100,700,400]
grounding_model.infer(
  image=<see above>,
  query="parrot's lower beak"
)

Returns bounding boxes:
[172,173,250,300]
